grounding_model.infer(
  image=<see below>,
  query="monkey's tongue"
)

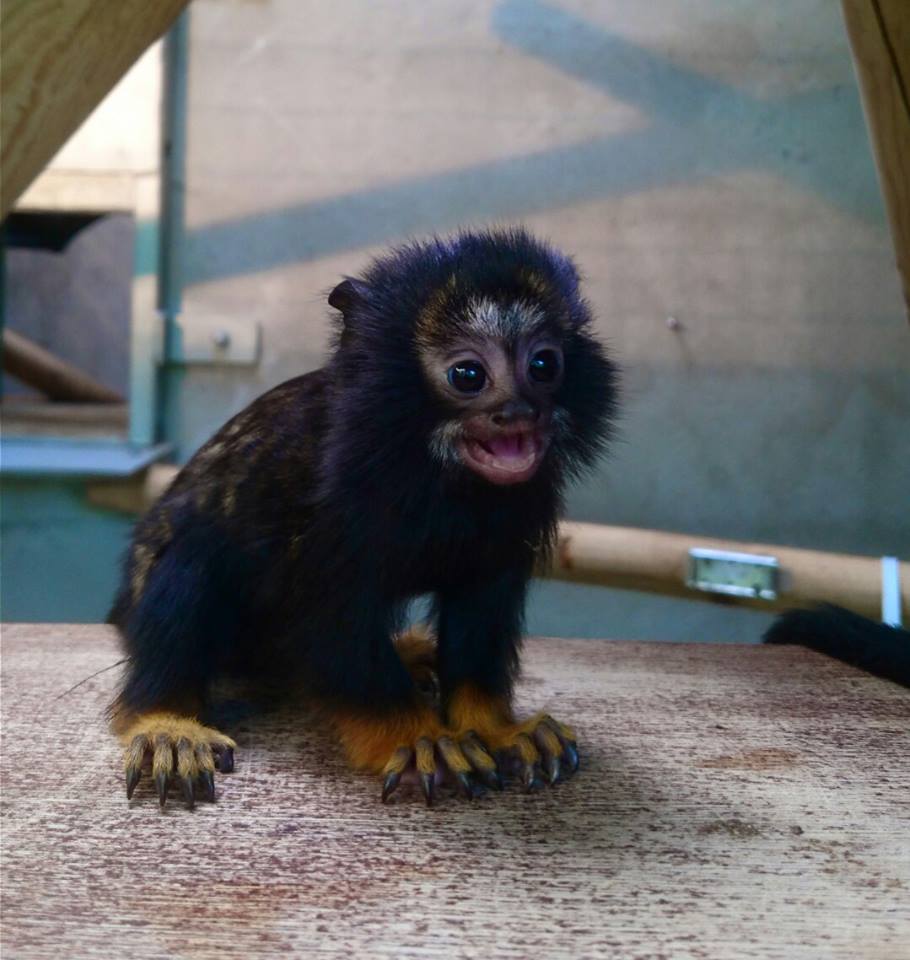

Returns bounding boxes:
[461,430,544,484]
[485,433,529,460]
[476,432,539,471]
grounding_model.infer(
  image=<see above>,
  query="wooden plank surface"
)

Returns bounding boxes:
[0,402,129,440]
[0,0,188,216]
[1,624,908,960]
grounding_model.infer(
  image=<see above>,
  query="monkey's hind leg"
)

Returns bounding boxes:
[114,710,236,810]
[446,686,580,792]
[322,628,506,805]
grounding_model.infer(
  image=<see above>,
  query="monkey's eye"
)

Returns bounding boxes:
[447,360,487,393]
[528,349,561,384]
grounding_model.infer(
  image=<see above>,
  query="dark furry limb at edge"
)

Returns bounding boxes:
[764,605,910,688]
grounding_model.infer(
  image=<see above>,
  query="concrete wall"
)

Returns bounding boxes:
[4,1,908,636]
[164,0,908,641]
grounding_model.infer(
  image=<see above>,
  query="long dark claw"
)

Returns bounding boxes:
[381,770,402,803]
[155,771,170,808]
[479,768,504,791]
[151,733,174,809]
[461,732,502,791]
[125,766,141,799]
[194,742,217,799]
[124,733,148,800]
[455,771,476,800]
[438,736,477,800]
[414,737,436,806]
[522,764,544,793]
[175,738,197,808]
[513,733,542,793]
[201,769,216,802]
[543,752,561,785]
[381,746,412,803]
[534,722,565,785]
[540,717,580,776]
[179,775,195,809]
[221,746,235,773]
[419,771,435,806]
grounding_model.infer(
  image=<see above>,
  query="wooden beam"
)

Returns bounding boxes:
[2,329,123,403]
[85,465,907,621]
[0,401,128,438]
[548,521,908,621]
[0,0,190,218]
[841,0,910,322]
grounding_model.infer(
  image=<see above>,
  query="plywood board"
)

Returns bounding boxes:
[2,624,907,959]
[1,0,186,215]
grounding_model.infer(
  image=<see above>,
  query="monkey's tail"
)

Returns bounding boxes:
[763,604,910,688]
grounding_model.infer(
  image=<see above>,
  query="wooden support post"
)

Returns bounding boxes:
[0,0,190,218]
[841,0,910,321]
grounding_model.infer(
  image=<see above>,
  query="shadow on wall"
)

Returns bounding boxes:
[173,0,880,287]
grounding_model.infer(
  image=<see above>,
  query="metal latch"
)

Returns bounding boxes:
[687,547,779,601]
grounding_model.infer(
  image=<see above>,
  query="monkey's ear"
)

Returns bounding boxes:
[328,278,369,317]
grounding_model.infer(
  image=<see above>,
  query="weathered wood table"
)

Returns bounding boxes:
[2,624,908,959]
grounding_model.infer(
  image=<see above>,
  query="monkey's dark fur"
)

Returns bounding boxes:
[765,605,910,688]
[110,228,618,805]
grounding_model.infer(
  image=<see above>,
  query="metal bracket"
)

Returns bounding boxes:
[167,315,261,366]
[687,547,779,601]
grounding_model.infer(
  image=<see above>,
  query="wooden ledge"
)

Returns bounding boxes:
[2,624,907,957]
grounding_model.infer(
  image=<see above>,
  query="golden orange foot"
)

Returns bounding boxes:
[447,686,580,792]
[117,712,236,809]
[331,699,508,805]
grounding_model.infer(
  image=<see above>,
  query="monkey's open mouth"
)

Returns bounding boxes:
[458,429,548,485]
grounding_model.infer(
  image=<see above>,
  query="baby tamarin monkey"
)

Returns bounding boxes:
[110,228,618,808]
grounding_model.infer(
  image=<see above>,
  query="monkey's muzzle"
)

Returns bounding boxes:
[458,425,548,485]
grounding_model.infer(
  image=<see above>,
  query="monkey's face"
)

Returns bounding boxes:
[420,302,566,485]
[329,229,617,492]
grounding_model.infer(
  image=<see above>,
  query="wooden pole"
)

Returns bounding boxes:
[2,329,123,403]
[547,521,909,621]
[0,0,191,218]
[86,465,907,622]
[841,0,910,322]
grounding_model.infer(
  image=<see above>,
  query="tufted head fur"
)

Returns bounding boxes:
[323,228,618,498]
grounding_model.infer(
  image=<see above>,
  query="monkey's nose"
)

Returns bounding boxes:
[492,399,539,426]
